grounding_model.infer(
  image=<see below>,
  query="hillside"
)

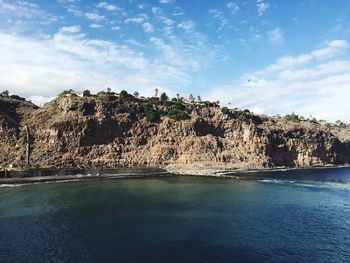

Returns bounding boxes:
[0,90,349,173]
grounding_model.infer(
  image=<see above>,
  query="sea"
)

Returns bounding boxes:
[1,168,350,262]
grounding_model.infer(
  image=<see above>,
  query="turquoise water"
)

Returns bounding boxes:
[1,168,350,262]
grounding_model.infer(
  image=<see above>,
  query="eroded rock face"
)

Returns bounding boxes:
[0,95,349,171]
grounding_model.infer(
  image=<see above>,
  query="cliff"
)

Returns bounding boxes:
[0,92,349,173]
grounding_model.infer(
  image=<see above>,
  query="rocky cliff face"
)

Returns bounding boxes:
[0,94,349,172]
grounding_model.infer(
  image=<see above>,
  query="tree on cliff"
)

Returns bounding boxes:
[120,90,128,99]
[133,91,139,98]
[160,92,168,101]
[1,90,9,97]
[83,90,91,97]
[155,88,159,97]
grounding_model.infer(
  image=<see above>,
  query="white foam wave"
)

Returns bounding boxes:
[259,179,350,190]
[0,184,25,188]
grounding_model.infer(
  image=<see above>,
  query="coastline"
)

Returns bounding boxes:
[0,164,349,185]
[166,163,350,176]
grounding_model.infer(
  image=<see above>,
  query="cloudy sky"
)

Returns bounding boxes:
[0,0,350,121]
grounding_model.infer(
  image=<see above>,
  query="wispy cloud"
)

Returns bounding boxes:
[0,0,59,28]
[85,12,105,21]
[177,20,194,31]
[159,0,174,4]
[96,2,119,11]
[152,7,161,15]
[157,16,175,26]
[0,27,207,104]
[208,40,350,121]
[267,27,284,45]
[59,25,81,33]
[90,23,103,29]
[208,9,228,30]
[125,14,148,24]
[142,22,154,33]
[311,40,348,59]
[57,0,75,3]
[257,0,269,16]
[226,2,239,15]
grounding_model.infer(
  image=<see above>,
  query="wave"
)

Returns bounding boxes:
[0,184,25,188]
[259,179,350,190]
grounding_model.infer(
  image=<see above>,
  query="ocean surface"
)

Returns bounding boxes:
[1,168,350,262]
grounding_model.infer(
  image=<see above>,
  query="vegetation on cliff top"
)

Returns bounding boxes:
[1,89,349,128]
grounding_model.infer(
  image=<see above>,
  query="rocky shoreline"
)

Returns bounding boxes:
[1,164,349,185]
[0,167,170,184]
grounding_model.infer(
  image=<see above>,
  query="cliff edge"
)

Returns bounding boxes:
[0,91,349,174]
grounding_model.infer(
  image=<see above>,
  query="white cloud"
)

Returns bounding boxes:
[311,40,349,59]
[257,0,269,16]
[96,2,119,11]
[159,0,174,4]
[59,25,81,33]
[57,0,75,3]
[125,17,145,24]
[152,7,161,15]
[0,29,204,105]
[90,23,103,29]
[259,40,348,75]
[0,0,59,27]
[157,16,175,26]
[111,25,121,31]
[85,12,105,21]
[209,9,228,29]
[142,22,154,33]
[267,27,284,45]
[260,54,313,74]
[66,6,83,16]
[208,40,350,122]
[177,21,194,31]
[226,2,239,14]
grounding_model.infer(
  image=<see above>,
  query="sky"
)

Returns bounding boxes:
[0,0,350,121]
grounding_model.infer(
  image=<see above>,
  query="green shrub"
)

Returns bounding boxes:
[173,101,185,110]
[143,103,160,122]
[95,91,108,100]
[167,108,189,120]
[285,112,300,122]
[221,107,230,114]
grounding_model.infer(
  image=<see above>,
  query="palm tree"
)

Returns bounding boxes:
[176,93,180,100]
[133,91,139,98]
[189,94,194,102]
[155,88,159,97]
[197,96,202,102]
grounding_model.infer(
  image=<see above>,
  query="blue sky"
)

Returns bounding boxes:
[0,0,350,121]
